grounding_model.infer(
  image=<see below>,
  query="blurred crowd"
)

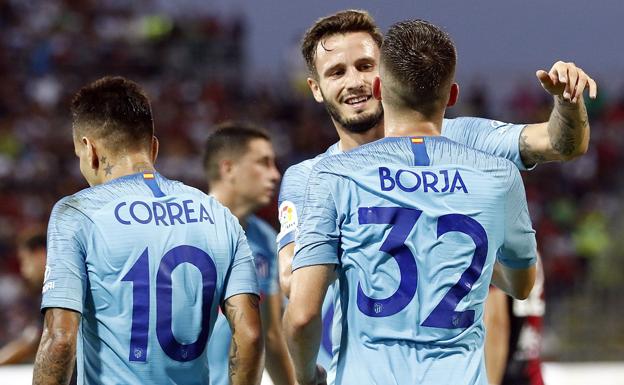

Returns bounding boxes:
[0,0,623,361]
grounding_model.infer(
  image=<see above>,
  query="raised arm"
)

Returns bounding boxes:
[32,308,80,385]
[223,293,264,385]
[519,61,597,166]
[284,265,335,385]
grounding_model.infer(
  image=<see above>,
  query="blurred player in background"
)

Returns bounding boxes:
[485,258,546,385]
[203,123,295,385]
[0,228,46,365]
[277,9,596,374]
[285,19,538,385]
[33,77,263,385]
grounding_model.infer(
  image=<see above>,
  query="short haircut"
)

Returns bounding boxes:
[301,9,383,77]
[203,121,271,183]
[380,20,457,116]
[71,76,154,154]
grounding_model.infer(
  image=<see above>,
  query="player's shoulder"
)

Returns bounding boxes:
[428,136,519,182]
[442,116,519,131]
[313,137,413,173]
[283,143,341,181]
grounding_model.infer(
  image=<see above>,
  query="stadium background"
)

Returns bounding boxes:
[0,0,622,383]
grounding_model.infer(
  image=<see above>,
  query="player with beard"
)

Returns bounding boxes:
[276,9,596,375]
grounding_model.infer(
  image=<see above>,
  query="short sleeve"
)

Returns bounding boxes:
[498,168,537,269]
[276,164,308,250]
[41,199,89,314]
[292,168,340,271]
[442,117,529,170]
[223,219,260,301]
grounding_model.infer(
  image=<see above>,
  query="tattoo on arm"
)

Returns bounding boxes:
[519,131,546,166]
[224,295,262,384]
[549,101,589,157]
[32,310,78,385]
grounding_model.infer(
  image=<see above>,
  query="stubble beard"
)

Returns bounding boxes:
[323,97,384,134]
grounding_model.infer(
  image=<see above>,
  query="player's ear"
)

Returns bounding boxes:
[373,76,382,101]
[150,136,159,164]
[307,77,325,103]
[83,137,99,170]
[447,83,459,107]
[219,159,234,181]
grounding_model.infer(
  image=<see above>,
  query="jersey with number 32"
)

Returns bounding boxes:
[293,136,537,385]
[41,172,258,385]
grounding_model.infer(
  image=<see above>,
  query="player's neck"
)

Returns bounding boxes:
[98,154,155,185]
[335,121,384,152]
[209,188,254,228]
[383,108,443,138]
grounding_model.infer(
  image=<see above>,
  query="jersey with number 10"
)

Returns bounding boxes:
[41,172,259,385]
[293,136,537,385]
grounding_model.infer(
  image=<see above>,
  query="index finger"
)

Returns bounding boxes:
[588,77,598,99]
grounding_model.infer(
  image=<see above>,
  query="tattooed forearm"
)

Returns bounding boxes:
[32,332,76,385]
[519,132,547,166]
[548,97,589,158]
[224,294,263,385]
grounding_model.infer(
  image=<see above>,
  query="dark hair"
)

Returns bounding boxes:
[381,20,457,115]
[301,9,383,77]
[71,76,154,154]
[203,121,271,183]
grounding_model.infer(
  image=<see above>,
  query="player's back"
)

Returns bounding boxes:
[42,172,257,385]
[296,136,536,385]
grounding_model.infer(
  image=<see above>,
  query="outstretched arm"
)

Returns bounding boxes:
[223,293,264,385]
[520,61,597,166]
[32,308,80,385]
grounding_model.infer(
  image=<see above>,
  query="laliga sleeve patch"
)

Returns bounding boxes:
[276,200,298,242]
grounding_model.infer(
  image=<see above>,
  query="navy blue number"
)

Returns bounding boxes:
[357,208,488,329]
[321,302,334,356]
[122,248,150,362]
[422,214,488,328]
[356,207,421,317]
[123,245,217,362]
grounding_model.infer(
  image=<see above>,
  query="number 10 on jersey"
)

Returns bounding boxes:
[122,245,217,362]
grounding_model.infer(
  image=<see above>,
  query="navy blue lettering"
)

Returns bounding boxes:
[422,171,439,193]
[199,204,214,224]
[450,171,468,193]
[115,202,131,225]
[153,202,169,226]
[166,202,184,225]
[130,201,152,224]
[440,170,450,193]
[379,167,395,191]
[183,200,198,223]
[396,170,421,192]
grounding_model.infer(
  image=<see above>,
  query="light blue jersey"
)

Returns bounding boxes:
[277,117,527,370]
[208,214,279,385]
[293,136,537,385]
[41,172,259,385]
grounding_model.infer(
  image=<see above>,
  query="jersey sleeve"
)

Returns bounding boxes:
[41,199,89,314]
[223,218,260,302]
[267,241,280,295]
[292,168,340,271]
[276,164,309,250]
[443,117,530,170]
[498,167,538,269]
